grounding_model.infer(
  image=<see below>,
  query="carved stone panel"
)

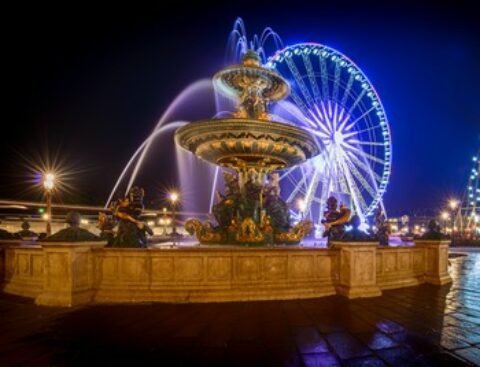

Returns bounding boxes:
[207,257,232,281]
[264,256,288,281]
[235,256,261,281]
[151,257,174,282]
[175,257,204,282]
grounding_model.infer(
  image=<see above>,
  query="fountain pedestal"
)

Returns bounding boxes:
[35,242,106,307]
[331,242,382,298]
[414,240,452,285]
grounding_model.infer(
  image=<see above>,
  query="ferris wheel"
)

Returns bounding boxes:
[265,43,392,232]
[461,152,480,236]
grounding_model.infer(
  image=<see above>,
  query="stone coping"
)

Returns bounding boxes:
[104,245,333,252]
[39,241,108,248]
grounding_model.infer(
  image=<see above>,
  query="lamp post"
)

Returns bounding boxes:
[441,211,449,234]
[169,192,179,236]
[449,199,458,244]
[43,173,55,236]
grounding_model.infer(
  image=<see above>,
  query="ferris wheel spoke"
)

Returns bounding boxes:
[332,62,341,103]
[320,101,335,132]
[302,54,321,103]
[338,157,367,219]
[345,150,383,183]
[343,153,377,200]
[287,90,313,121]
[345,106,377,130]
[347,89,367,116]
[336,108,349,131]
[319,55,329,101]
[348,139,385,147]
[286,174,308,203]
[344,124,381,138]
[304,168,321,212]
[340,73,355,108]
[279,165,299,180]
[344,144,386,165]
[276,100,316,128]
[285,57,315,108]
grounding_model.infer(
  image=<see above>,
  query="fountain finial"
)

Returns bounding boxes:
[242,49,261,67]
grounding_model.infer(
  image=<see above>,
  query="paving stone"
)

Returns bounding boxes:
[419,351,475,366]
[356,331,399,351]
[376,346,425,366]
[301,352,340,367]
[443,326,480,345]
[344,356,387,367]
[454,347,480,365]
[292,326,329,354]
[326,332,371,360]
[375,319,405,334]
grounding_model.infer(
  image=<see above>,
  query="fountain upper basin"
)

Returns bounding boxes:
[175,118,320,171]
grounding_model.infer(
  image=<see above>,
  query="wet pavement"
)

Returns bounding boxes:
[0,250,479,366]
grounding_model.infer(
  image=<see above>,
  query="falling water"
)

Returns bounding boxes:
[106,79,215,208]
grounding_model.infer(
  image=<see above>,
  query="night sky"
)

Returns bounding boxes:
[2,1,479,216]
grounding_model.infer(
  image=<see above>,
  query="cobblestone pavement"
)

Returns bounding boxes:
[0,251,479,366]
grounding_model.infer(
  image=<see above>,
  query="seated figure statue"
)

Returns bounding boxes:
[17,221,38,240]
[321,196,351,243]
[263,173,290,231]
[213,171,240,229]
[341,215,374,242]
[374,206,390,246]
[43,212,101,242]
[112,187,153,248]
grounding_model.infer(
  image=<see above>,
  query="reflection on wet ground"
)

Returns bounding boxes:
[0,251,479,366]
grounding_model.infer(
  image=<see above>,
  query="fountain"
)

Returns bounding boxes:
[175,50,320,245]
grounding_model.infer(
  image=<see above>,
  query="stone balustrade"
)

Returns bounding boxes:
[1,239,452,307]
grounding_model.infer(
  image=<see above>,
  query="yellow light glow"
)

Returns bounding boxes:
[169,192,179,203]
[43,172,55,190]
[449,199,458,210]
[441,212,449,220]
[42,213,49,220]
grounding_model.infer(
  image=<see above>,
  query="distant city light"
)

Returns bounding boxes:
[449,199,459,210]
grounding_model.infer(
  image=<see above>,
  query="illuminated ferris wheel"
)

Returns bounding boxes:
[266,43,392,232]
[461,152,480,236]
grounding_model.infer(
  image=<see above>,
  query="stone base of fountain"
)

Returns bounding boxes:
[1,239,452,307]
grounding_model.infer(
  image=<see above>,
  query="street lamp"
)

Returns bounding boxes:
[449,199,459,243]
[441,211,449,234]
[42,172,55,236]
[169,192,179,236]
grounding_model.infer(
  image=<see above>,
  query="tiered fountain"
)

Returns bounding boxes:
[175,50,320,245]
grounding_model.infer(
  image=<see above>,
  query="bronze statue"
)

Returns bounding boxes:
[374,206,390,246]
[111,187,153,248]
[341,215,374,242]
[186,168,312,245]
[17,221,38,240]
[43,212,101,242]
[421,219,449,240]
[321,196,351,243]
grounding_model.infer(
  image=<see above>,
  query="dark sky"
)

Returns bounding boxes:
[1,1,479,215]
